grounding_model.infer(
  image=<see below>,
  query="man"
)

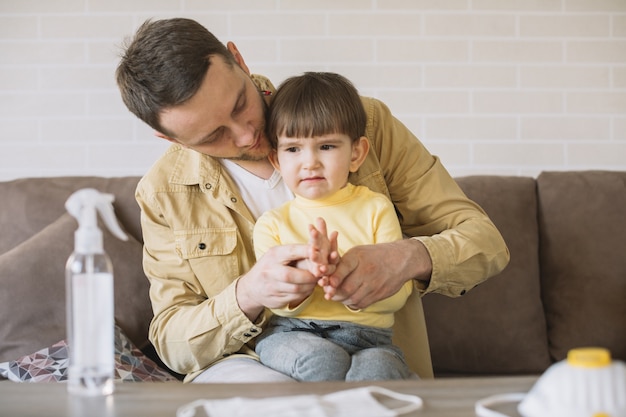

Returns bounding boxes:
[116,17,509,383]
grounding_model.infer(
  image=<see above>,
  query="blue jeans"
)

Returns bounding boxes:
[255,317,416,382]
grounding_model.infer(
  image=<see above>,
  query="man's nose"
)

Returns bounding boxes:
[231,122,256,147]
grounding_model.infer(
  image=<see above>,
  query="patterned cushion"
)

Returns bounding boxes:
[0,325,176,383]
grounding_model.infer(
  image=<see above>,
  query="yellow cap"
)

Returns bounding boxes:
[567,347,611,368]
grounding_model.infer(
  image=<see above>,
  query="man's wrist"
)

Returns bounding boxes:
[404,238,433,285]
[234,275,264,322]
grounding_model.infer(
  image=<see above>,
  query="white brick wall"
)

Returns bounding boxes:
[1,0,624,180]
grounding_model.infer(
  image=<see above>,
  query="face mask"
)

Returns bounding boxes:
[176,386,423,417]
[475,347,626,417]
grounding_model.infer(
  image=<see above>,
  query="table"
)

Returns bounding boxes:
[0,376,537,417]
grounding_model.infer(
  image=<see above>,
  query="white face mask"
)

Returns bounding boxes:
[475,348,626,417]
[176,386,423,417]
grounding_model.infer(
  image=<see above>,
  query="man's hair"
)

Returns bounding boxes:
[266,72,367,148]
[116,18,235,136]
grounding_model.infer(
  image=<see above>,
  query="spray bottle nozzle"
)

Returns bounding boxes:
[65,188,128,254]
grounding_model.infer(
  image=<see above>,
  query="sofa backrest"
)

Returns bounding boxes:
[0,176,143,254]
[537,171,626,364]
[423,175,552,376]
[423,170,626,377]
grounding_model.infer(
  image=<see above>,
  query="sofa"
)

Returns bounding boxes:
[1,170,624,382]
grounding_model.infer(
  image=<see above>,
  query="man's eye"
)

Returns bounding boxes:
[233,97,247,115]
[203,127,224,145]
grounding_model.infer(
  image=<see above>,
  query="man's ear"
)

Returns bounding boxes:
[226,41,250,75]
[349,136,370,172]
[268,150,280,171]
[154,131,180,145]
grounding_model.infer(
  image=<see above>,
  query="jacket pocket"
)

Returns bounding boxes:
[174,228,238,259]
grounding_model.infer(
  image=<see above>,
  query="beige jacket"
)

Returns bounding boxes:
[135,75,510,382]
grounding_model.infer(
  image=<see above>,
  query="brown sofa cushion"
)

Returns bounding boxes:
[423,175,552,375]
[0,212,153,363]
[0,176,142,255]
[538,171,626,363]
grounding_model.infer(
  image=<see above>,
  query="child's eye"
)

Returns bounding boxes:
[320,144,335,151]
[285,147,298,153]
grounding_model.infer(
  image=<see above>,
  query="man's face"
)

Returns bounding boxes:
[158,55,271,161]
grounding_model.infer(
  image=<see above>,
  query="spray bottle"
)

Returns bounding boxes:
[65,188,128,396]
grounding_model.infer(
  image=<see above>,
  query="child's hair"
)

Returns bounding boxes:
[266,72,367,149]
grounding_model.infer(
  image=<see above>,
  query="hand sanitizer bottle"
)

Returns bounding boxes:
[65,188,128,396]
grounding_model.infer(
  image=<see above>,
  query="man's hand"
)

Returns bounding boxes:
[327,239,433,309]
[236,244,319,321]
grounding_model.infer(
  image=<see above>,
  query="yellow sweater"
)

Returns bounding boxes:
[253,183,412,328]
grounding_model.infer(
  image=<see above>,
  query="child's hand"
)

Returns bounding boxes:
[306,218,339,281]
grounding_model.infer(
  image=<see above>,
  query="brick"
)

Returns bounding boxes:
[278,0,371,11]
[521,66,610,89]
[614,117,626,140]
[426,117,518,140]
[521,117,611,140]
[379,90,470,114]
[330,13,421,36]
[377,39,469,62]
[376,0,467,10]
[566,0,626,12]
[185,0,276,11]
[41,66,116,90]
[231,13,326,37]
[0,120,39,143]
[520,15,610,37]
[567,41,626,63]
[0,144,85,171]
[424,65,517,88]
[0,16,39,39]
[0,68,39,90]
[0,0,83,13]
[568,142,626,166]
[280,39,374,63]
[473,40,563,62]
[567,92,626,113]
[40,118,134,143]
[41,15,134,39]
[0,41,85,66]
[473,92,563,113]
[473,0,562,11]
[0,92,86,118]
[423,14,516,37]
[331,65,422,89]
[473,142,565,166]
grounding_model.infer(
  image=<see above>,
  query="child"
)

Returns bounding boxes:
[253,72,415,381]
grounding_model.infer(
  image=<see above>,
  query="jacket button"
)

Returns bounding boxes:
[460,289,466,296]
[230,197,237,203]
[205,183,212,190]
[243,333,252,338]
[198,243,206,250]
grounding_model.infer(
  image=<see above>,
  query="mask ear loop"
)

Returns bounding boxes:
[474,392,526,417]
[365,386,424,415]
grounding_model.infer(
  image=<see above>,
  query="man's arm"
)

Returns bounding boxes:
[137,182,317,376]
[330,97,510,307]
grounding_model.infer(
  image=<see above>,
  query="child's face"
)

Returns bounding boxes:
[269,133,367,200]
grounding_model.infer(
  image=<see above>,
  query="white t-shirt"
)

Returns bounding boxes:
[219,159,293,220]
